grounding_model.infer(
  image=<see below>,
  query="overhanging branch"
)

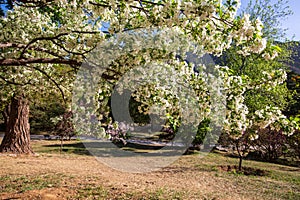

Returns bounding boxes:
[0,74,32,86]
[0,43,66,59]
[0,58,81,66]
[30,65,67,103]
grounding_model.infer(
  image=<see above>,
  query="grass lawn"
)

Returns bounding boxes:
[0,139,299,200]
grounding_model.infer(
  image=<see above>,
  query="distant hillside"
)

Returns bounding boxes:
[209,41,300,74]
[283,41,300,74]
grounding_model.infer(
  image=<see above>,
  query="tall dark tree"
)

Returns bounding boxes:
[0,93,33,153]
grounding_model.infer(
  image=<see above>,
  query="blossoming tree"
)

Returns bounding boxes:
[217,0,296,170]
[0,0,291,158]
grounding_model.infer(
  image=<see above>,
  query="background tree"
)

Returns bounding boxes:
[220,0,293,103]
[217,0,296,170]
[242,0,292,40]
[52,111,75,152]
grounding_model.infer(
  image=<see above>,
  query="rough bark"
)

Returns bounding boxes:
[0,94,33,154]
[236,142,243,171]
[238,155,243,171]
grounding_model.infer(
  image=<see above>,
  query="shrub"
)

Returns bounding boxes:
[30,101,66,133]
[250,126,287,161]
[106,121,132,145]
[286,129,300,159]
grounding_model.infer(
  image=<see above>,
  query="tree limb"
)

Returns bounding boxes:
[0,74,32,86]
[0,58,81,66]
[0,42,66,59]
[30,65,67,103]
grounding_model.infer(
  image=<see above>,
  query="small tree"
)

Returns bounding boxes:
[221,62,295,170]
[52,111,75,152]
[219,0,295,171]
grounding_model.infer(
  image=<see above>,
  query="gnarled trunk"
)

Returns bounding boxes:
[0,94,33,154]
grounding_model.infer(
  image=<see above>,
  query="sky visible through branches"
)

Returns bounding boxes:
[239,0,300,40]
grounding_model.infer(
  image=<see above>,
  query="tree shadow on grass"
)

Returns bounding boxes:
[43,142,92,156]
[213,150,300,169]
[42,140,170,156]
[218,165,269,176]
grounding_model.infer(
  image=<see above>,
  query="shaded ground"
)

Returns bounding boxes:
[0,139,299,200]
[218,165,269,176]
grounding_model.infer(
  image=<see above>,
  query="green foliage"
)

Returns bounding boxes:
[219,44,292,113]
[192,118,211,146]
[30,101,66,133]
[286,44,300,116]
[128,96,150,124]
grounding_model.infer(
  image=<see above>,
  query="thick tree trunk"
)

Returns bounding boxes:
[0,94,33,154]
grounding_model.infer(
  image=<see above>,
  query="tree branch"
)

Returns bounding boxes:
[0,58,81,66]
[0,43,66,59]
[18,31,100,59]
[19,33,70,59]
[0,74,32,86]
[30,65,67,103]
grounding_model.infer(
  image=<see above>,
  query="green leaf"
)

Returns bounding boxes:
[271,45,282,53]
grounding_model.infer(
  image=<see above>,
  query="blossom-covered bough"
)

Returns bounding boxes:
[0,0,296,172]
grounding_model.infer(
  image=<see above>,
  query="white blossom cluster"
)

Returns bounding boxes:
[219,66,296,140]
